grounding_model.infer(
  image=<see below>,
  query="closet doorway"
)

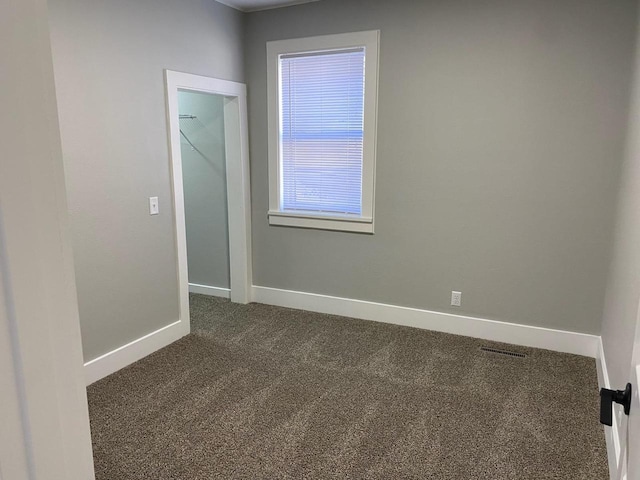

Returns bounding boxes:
[165,71,252,334]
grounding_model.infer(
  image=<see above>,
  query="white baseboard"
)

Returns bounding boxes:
[251,286,599,358]
[597,338,620,479]
[84,319,189,385]
[189,283,231,298]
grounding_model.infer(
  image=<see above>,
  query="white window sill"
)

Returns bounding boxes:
[268,210,374,234]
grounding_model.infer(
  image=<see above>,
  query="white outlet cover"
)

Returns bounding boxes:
[451,291,462,307]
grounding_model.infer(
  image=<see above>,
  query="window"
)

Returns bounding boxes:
[267,31,379,233]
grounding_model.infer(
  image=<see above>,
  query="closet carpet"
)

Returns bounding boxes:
[88,294,607,479]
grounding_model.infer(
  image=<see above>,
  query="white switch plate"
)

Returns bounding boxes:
[149,196,159,215]
[451,291,462,307]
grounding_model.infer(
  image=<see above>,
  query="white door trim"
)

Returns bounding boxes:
[0,232,31,479]
[597,338,622,479]
[165,71,253,327]
[2,0,95,475]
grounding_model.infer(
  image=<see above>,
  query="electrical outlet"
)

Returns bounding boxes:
[451,291,462,307]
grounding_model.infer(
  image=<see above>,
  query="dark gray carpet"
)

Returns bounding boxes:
[88,294,608,479]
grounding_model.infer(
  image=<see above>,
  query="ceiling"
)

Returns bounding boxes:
[216,0,321,12]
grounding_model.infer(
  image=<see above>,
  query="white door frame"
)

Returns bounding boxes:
[2,0,95,477]
[616,300,640,480]
[164,70,253,329]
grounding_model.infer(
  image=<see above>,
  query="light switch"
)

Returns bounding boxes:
[149,196,159,215]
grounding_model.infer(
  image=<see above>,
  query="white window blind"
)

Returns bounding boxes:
[279,48,365,216]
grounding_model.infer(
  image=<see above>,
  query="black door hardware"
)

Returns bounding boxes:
[600,383,632,426]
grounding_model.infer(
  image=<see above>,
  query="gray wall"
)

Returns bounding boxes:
[245,0,637,334]
[179,91,230,289]
[601,10,640,392]
[48,0,244,361]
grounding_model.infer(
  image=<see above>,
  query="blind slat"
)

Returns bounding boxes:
[280,48,365,216]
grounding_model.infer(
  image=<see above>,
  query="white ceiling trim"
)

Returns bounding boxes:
[215,0,321,13]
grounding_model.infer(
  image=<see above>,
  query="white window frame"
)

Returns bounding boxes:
[267,30,380,234]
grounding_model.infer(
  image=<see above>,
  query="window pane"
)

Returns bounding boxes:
[280,49,365,215]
